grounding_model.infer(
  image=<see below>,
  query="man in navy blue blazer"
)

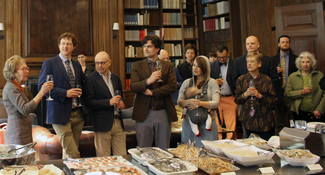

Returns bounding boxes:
[38,32,84,158]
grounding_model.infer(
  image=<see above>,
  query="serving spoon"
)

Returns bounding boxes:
[7,142,36,155]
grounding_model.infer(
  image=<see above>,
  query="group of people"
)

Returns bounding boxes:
[2,32,325,159]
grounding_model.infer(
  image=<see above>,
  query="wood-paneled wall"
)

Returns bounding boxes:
[0,0,125,97]
[239,0,324,57]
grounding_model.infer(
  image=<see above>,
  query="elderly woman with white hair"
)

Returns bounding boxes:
[2,55,53,144]
[285,51,325,122]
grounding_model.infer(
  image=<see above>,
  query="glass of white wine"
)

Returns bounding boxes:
[156,61,163,82]
[46,74,54,101]
[76,84,82,107]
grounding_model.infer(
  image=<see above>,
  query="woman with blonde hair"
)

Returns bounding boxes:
[3,55,53,144]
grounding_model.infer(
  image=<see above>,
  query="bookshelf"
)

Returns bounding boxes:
[198,0,242,58]
[123,0,200,91]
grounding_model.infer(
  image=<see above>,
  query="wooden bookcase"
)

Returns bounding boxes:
[122,0,199,107]
[197,0,242,59]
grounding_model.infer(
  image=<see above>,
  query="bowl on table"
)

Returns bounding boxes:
[0,144,36,168]
[222,145,274,166]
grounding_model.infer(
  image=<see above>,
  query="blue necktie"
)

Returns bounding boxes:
[65,60,75,88]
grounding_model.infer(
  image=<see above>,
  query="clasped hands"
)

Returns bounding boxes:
[244,87,262,99]
[301,87,312,95]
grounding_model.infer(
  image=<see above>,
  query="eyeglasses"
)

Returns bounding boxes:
[78,56,85,59]
[16,67,30,71]
[95,61,108,66]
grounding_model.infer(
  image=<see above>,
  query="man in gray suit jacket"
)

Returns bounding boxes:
[85,51,126,156]
[130,35,177,150]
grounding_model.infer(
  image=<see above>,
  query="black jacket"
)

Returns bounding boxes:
[210,58,235,93]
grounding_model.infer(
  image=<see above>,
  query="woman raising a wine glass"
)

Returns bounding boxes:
[2,55,54,144]
[235,52,277,141]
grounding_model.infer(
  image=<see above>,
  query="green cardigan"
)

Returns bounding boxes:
[284,70,325,114]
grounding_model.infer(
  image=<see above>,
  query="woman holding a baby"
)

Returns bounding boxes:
[178,55,220,147]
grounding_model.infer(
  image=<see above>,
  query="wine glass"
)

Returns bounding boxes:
[46,74,54,101]
[219,72,223,91]
[249,80,255,100]
[156,61,163,82]
[308,80,313,98]
[114,90,122,112]
[76,84,82,107]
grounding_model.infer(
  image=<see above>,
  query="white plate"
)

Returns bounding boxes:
[128,147,173,166]
[237,138,271,150]
[276,149,320,166]
[144,158,198,175]
[222,145,274,166]
[202,139,248,155]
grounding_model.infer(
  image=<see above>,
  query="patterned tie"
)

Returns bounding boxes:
[281,55,286,89]
[65,60,75,88]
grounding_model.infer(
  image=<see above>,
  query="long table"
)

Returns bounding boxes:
[37,154,325,175]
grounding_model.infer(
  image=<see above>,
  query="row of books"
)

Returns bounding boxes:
[163,13,181,25]
[203,17,230,32]
[125,28,185,41]
[124,43,182,58]
[126,62,136,73]
[164,43,182,56]
[125,45,144,57]
[124,0,159,9]
[124,12,150,25]
[202,1,229,17]
[125,29,161,41]
[171,58,185,67]
[183,28,196,38]
[162,0,186,9]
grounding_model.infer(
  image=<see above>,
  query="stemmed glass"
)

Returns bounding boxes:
[156,61,163,82]
[114,90,121,112]
[249,80,255,117]
[219,72,223,91]
[46,74,54,101]
[76,84,82,107]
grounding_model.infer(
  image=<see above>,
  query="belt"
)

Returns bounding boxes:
[221,94,233,97]
[149,106,165,110]
[71,107,80,112]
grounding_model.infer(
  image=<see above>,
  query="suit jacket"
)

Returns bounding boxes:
[85,71,124,132]
[271,52,298,103]
[177,61,192,81]
[232,54,278,90]
[130,58,177,122]
[210,58,235,93]
[38,55,85,125]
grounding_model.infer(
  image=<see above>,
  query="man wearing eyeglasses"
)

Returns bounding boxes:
[85,51,126,156]
[210,45,237,139]
[38,32,85,158]
[130,35,177,150]
[271,35,297,135]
